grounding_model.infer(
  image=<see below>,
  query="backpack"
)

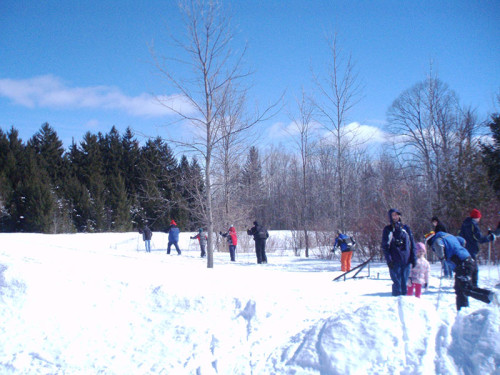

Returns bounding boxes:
[257,226,268,239]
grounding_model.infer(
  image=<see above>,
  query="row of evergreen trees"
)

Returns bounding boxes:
[0,123,204,233]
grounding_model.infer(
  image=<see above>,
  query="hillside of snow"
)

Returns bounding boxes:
[0,232,499,374]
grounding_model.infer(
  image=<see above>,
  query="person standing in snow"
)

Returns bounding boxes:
[247,221,269,264]
[191,228,207,258]
[220,225,238,261]
[333,230,355,272]
[381,208,417,296]
[166,220,181,255]
[407,242,430,298]
[458,209,495,286]
[431,216,452,278]
[139,224,153,253]
[425,231,498,310]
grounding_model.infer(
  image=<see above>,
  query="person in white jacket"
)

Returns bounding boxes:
[407,242,430,298]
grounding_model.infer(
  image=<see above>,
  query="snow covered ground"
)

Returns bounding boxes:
[0,231,499,374]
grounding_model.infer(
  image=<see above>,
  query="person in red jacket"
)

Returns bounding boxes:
[220,226,238,261]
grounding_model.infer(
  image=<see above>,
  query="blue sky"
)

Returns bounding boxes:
[1,0,499,150]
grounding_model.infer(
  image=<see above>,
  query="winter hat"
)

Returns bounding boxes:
[253,221,258,226]
[416,242,426,255]
[470,209,481,219]
[170,220,177,226]
[424,231,435,245]
[198,228,203,233]
[431,216,439,222]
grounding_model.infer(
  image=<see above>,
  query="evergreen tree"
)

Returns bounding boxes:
[481,114,500,199]
[240,146,265,222]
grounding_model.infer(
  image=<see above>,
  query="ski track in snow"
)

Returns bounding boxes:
[0,232,499,374]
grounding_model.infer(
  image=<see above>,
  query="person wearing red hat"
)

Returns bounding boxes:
[166,220,181,255]
[458,209,495,286]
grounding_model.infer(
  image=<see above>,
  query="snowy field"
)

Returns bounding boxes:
[0,231,499,374]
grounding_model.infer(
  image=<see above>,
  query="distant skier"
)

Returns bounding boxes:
[458,209,495,286]
[381,208,417,296]
[431,216,451,278]
[166,220,181,255]
[406,242,430,298]
[333,230,356,272]
[220,225,238,261]
[425,231,498,310]
[139,224,153,253]
[247,221,269,264]
[191,228,207,258]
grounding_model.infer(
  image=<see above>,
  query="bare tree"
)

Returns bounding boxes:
[312,33,362,231]
[151,0,277,268]
[287,89,317,256]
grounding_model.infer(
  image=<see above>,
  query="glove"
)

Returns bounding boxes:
[388,261,394,269]
[331,247,336,253]
[219,231,222,235]
[489,233,496,241]
[424,283,428,289]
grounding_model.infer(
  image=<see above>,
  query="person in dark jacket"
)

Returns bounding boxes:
[247,221,269,264]
[139,225,153,252]
[458,209,495,286]
[425,231,497,310]
[220,225,238,261]
[381,209,417,296]
[166,220,181,255]
[431,216,451,278]
[191,228,207,258]
[333,231,356,272]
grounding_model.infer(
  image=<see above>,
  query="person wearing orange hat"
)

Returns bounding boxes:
[458,209,495,286]
[166,219,181,255]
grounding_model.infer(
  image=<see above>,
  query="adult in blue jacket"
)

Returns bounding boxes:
[426,231,496,310]
[458,209,495,286]
[381,209,417,296]
[166,220,181,255]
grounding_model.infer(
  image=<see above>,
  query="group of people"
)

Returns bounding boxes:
[382,208,498,310]
[138,220,270,264]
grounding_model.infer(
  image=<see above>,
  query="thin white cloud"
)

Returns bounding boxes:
[0,75,194,117]
[343,122,388,144]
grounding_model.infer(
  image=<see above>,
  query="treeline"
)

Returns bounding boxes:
[0,124,204,233]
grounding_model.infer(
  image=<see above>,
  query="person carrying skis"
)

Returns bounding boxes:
[333,230,356,272]
[407,242,430,298]
[139,224,153,253]
[425,230,498,310]
[458,209,495,286]
[431,216,452,278]
[191,228,207,258]
[166,220,181,255]
[220,225,238,261]
[381,208,417,296]
[247,221,269,264]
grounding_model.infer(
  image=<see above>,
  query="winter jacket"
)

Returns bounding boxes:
[141,226,152,241]
[429,232,471,271]
[192,232,207,246]
[247,222,269,241]
[334,233,355,252]
[167,224,180,242]
[458,217,491,259]
[221,227,238,246]
[407,257,430,286]
[381,209,416,266]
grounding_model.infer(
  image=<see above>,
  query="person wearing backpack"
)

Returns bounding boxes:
[333,230,356,272]
[191,228,207,258]
[139,224,153,253]
[381,209,417,296]
[247,221,269,264]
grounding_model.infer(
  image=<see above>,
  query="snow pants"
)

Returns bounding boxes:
[200,243,206,258]
[407,283,422,298]
[229,245,236,261]
[389,263,411,296]
[454,257,491,310]
[255,239,267,264]
[167,241,181,255]
[341,251,353,272]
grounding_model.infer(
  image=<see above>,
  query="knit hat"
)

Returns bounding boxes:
[470,209,481,219]
[416,242,426,255]
[424,231,435,245]
[431,216,439,222]
[170,220,177,226]
[198,228,203,233]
